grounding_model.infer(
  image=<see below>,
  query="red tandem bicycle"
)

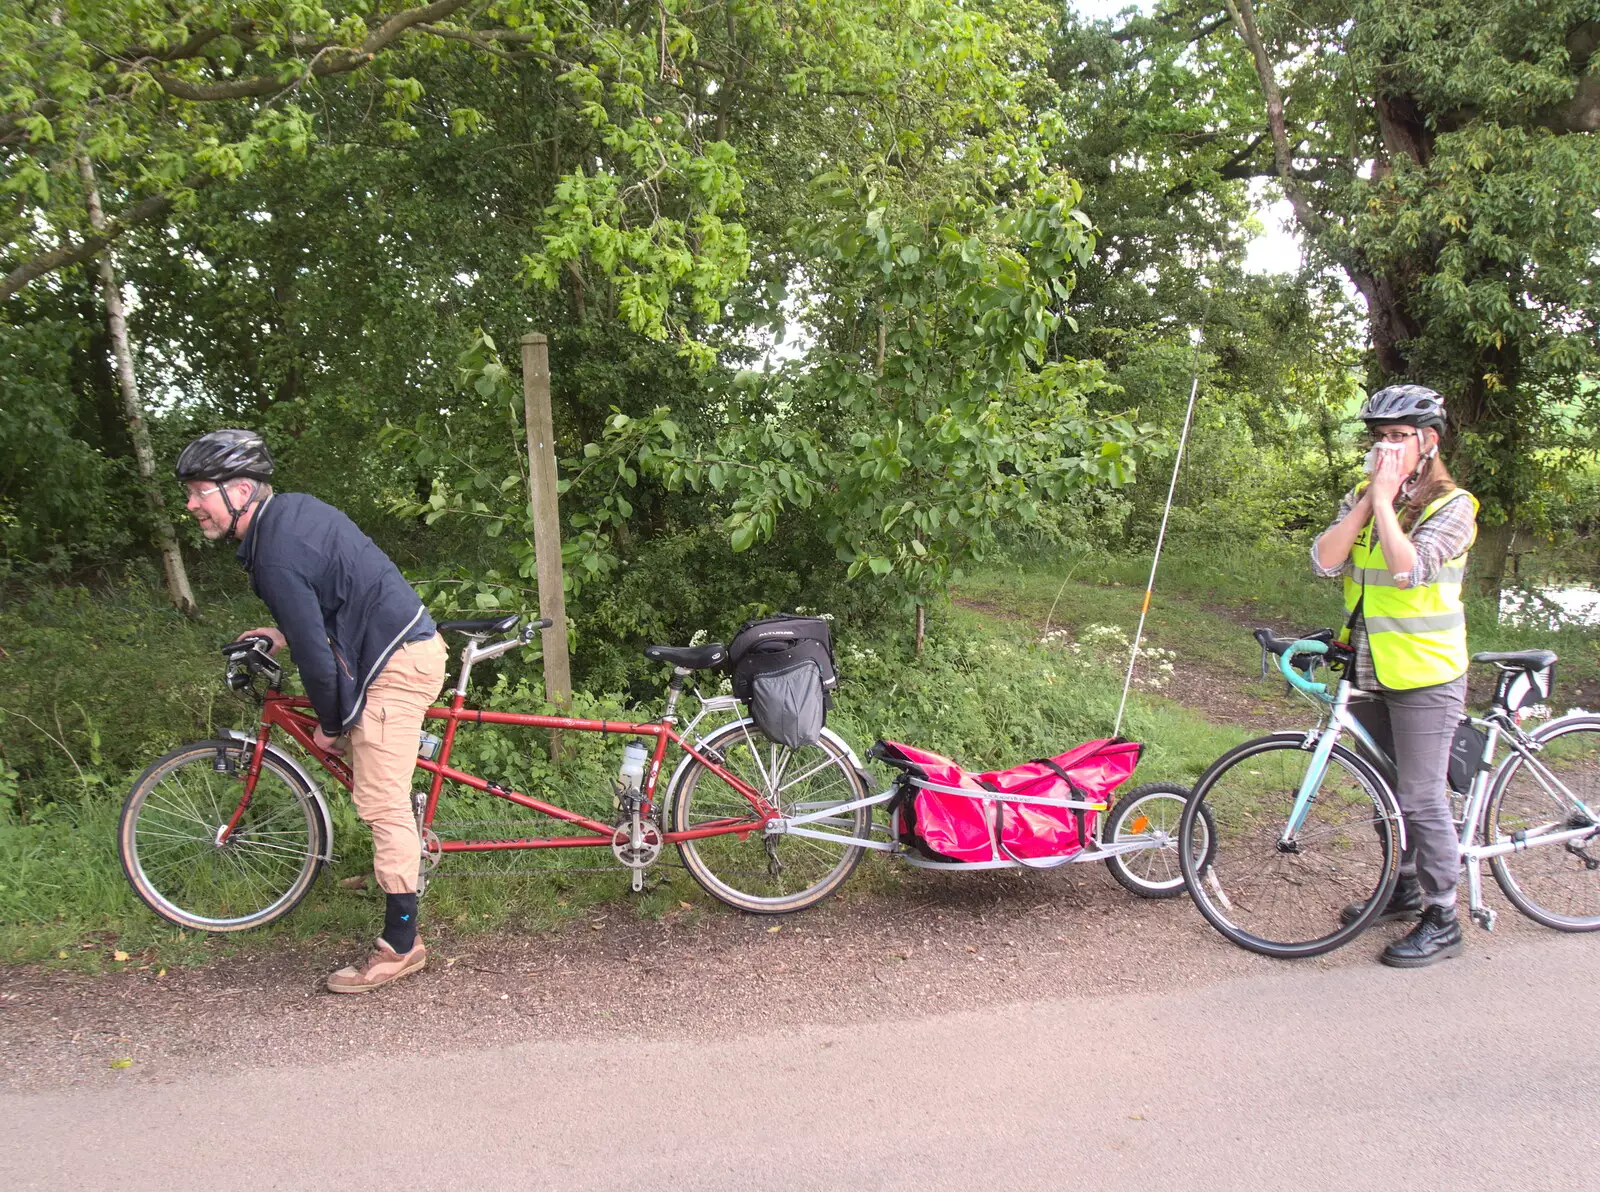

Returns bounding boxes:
[118,616,1207,931]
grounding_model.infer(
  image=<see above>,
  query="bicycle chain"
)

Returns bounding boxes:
[421,813,685,878]
[426,860,688,877]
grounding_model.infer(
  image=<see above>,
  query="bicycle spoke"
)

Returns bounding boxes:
[674,723,868,913]
[1183,736,1397,956]
[143,785,217,830]
[1489,720,1600,930]
[122,746,322,931]
[778,755,844,794]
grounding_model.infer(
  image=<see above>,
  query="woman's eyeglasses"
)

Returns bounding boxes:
[1367,430,1418,445]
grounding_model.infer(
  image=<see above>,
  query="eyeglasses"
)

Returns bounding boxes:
[1367,430,1418,445]
[184,484,223,499]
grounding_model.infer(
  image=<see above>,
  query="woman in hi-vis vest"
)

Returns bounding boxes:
[1312,385,1479,968]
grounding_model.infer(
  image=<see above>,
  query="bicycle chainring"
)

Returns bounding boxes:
[420,829,442,873]
[611,818,664,869]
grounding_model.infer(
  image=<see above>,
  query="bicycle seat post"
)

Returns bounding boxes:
[661,667,692,723]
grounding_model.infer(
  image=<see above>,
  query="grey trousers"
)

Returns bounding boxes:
[1347,674,1467,907]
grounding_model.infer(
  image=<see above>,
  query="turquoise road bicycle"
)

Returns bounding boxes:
[1177,629,1600,958]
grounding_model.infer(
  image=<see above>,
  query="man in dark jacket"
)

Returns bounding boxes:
[178,429,448,992]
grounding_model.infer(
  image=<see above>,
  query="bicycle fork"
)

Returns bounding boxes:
[1281,728,1341,851]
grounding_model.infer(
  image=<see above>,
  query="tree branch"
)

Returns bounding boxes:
[0,98,60,149]
[0,184,201,302]
[110,24,228,66]
[149,0,473,102]
[415,21,562,64]
[1221,0,1327,239]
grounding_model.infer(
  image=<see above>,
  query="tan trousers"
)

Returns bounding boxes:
[347,633,449,894]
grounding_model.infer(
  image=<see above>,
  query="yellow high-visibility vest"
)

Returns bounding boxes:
[1343,487,1478,690]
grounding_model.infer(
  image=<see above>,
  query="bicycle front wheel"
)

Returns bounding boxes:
[671,720,870,914]
[1486,716,1600,931]
[119,740,327,932]
[1180,733,1402,958]
[1103,782,1214,899]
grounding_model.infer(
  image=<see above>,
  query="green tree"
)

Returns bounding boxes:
[1213,0,1600,594]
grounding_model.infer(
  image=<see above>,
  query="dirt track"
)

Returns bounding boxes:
[0,856,1560,1096]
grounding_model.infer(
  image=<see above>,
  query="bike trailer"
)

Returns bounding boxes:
[727,614,838,749]
[872,737,1143,867]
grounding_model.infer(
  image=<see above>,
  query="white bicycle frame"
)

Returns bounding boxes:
[1279,643,1600,931]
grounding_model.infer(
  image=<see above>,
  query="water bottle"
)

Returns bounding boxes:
[617,741,648,793]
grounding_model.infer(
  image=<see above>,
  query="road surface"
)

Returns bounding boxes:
[4,926,1594,1191]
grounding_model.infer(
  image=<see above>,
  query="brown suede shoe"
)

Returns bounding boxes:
[325,936,426,994]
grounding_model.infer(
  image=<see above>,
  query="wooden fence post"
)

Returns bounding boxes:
[520,333,573,740]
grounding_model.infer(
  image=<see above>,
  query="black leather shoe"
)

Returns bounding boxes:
[1340,874,1422,927]
[1379,905,1463,968]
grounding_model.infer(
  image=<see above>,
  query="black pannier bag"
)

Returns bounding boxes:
[1447,718,1488,794]
[727,615,837,748]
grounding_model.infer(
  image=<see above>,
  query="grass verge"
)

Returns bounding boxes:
[1,587,1247,971]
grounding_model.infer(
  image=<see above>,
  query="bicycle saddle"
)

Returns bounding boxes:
[439,614,521,636]
[1253,627,1335,656]
[1472,649,1558,669]
[642,643,728,670]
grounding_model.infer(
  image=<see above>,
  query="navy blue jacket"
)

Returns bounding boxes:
[236,492,435,735]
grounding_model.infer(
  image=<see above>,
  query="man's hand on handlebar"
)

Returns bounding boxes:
[237,626,286,656]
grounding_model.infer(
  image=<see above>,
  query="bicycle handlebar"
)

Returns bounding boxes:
[1278,639,1331,698]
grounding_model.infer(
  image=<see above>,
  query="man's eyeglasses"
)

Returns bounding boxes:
[184,484,223,499]
[1367,430,1418,445]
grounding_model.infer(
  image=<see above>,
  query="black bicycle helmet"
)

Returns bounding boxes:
[1358,384,1446,431]
[175,429,274,483]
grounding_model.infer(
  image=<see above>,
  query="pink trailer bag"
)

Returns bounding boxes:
[875,738,1143,866]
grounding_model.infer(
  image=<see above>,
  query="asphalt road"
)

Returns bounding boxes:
[5,930,1596,1191]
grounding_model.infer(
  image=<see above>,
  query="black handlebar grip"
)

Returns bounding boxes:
[222,634,276,656]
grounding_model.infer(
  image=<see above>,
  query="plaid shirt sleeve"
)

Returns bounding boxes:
[1396,493,1477,587]
[1310,489,1360,580]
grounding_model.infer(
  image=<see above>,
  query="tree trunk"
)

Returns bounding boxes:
[78,158,200,619]
[566,259,587,322]
[914,601,926,656]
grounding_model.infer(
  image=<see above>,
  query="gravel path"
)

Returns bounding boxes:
[0,859,1554,1095]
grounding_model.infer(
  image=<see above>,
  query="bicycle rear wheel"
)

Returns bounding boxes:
[1179,733,1402,958]
[1103,782,1213,899]
[671,720,870,914]
[119,740,327,932]
[1485,716,1600,931]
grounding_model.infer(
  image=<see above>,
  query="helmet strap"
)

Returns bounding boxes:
[1401,431,1439,499]
[219,480,262,540]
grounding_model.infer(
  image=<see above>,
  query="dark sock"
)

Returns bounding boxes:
[382,892,419,954]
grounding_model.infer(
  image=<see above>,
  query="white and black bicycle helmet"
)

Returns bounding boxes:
[176,429,274,538]
[1358,384,1446,431]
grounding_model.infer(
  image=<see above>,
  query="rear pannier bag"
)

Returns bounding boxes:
[875,738,1143,864]
[748,661,827,749]
[728,614,837,748]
